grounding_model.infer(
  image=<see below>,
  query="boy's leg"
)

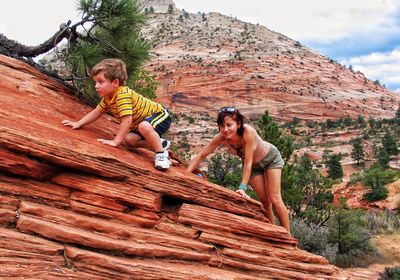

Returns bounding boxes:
[138,121,170,170]
[125,130,167,150]
[139,109,172,170]
[124,132,144,147]
[137,122,163,152]
[160,138,171,151]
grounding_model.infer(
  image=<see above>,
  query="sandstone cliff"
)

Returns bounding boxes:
[142,9,400,122]
[0,54,382,279]
[36,1,400,161]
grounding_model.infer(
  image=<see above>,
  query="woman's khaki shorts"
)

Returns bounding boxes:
[250,144,284,178]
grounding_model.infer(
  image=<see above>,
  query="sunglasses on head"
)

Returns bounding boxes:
[219,107,237,113]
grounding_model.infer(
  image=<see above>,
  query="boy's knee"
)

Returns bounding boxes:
[124,133,133,141]
[138,122,153,134]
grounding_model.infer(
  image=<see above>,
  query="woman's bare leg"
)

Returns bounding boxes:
[250,174,275,224]
[265,168,290,233]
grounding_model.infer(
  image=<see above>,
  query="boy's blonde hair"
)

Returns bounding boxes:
[91,58,128,85]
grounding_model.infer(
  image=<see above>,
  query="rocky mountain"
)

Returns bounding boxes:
[140,0,176,13]
[3,53,379,279]
[141,3,399,122]
[36,0,400,158]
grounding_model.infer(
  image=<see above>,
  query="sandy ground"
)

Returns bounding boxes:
[372,233,400,265]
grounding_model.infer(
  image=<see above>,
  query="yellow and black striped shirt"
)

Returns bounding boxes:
[96,86,163,130]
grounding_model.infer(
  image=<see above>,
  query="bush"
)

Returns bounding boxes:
[363,186,388,202]
[381,266,400,280]
[365,210,400,234]
[362,167,399,187]
[348,172,363,186]
[290,218,337,263]
[349,166,399,202]
[328,200,379,267]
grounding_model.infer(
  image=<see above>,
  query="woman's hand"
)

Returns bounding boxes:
[191,168,206,179]
[236,189,250,199]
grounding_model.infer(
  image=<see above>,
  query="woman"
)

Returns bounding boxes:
[187,107,290,233]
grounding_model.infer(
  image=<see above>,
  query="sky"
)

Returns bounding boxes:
[1,0,400,92]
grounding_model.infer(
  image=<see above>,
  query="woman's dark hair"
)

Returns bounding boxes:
[217,107,245,136]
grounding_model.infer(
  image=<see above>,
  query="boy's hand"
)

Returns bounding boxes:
[62,120,81,129]
[97,139,118,147]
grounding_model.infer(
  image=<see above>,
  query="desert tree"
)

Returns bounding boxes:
[326,154,343,180]
[0,0,157,105]
[351,138,365,166]
[377,148,390,168]
[328,198,376,267]
[382,131,399,156]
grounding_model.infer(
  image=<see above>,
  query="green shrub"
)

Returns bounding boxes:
[348,172,363,186]
[349,166,399,202]
[361,167,399,187]
[365,210,400,234]
[381,266,400,280]
[328,200,379,267]
[291,218,337,263]
[377,148,390,168]
[363,186,388,202]
[185,115,195,124]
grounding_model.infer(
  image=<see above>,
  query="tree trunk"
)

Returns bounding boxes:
[0,28,71,58]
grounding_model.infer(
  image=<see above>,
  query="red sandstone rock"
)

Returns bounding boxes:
[333,180,400,211]
[0,148,57,180]
[0,54,364,278]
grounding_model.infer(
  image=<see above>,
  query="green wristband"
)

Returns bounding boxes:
[239,183,248,191]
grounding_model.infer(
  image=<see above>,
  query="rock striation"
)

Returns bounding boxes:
[0,54,377,279]
[142,9,400,122]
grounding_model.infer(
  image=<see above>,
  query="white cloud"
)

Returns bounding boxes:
[0,24,6,35]
[0,1,79,45]
[342,50,400,89]
[174,0,400,43]
[174,0,400,92]
[1,0,399,92]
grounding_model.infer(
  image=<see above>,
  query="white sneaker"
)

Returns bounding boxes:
[160,138,171,151]
[155,151,171,170]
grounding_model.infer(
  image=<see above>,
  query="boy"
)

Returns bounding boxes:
[62,58,172,170]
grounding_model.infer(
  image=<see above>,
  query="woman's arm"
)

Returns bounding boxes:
[240,126,257,186]
[187,133,224,173]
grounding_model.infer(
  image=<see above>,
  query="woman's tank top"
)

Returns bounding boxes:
[225,132,270,163]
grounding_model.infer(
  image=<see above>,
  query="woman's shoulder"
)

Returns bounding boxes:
[211,132,226,143]
[243,124,257,136]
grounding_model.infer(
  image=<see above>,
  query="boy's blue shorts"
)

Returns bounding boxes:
[131,108,172,139]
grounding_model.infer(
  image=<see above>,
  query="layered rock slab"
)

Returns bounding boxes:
[0,54,357,279]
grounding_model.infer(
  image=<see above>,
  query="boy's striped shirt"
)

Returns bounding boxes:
[96,86,163,130]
